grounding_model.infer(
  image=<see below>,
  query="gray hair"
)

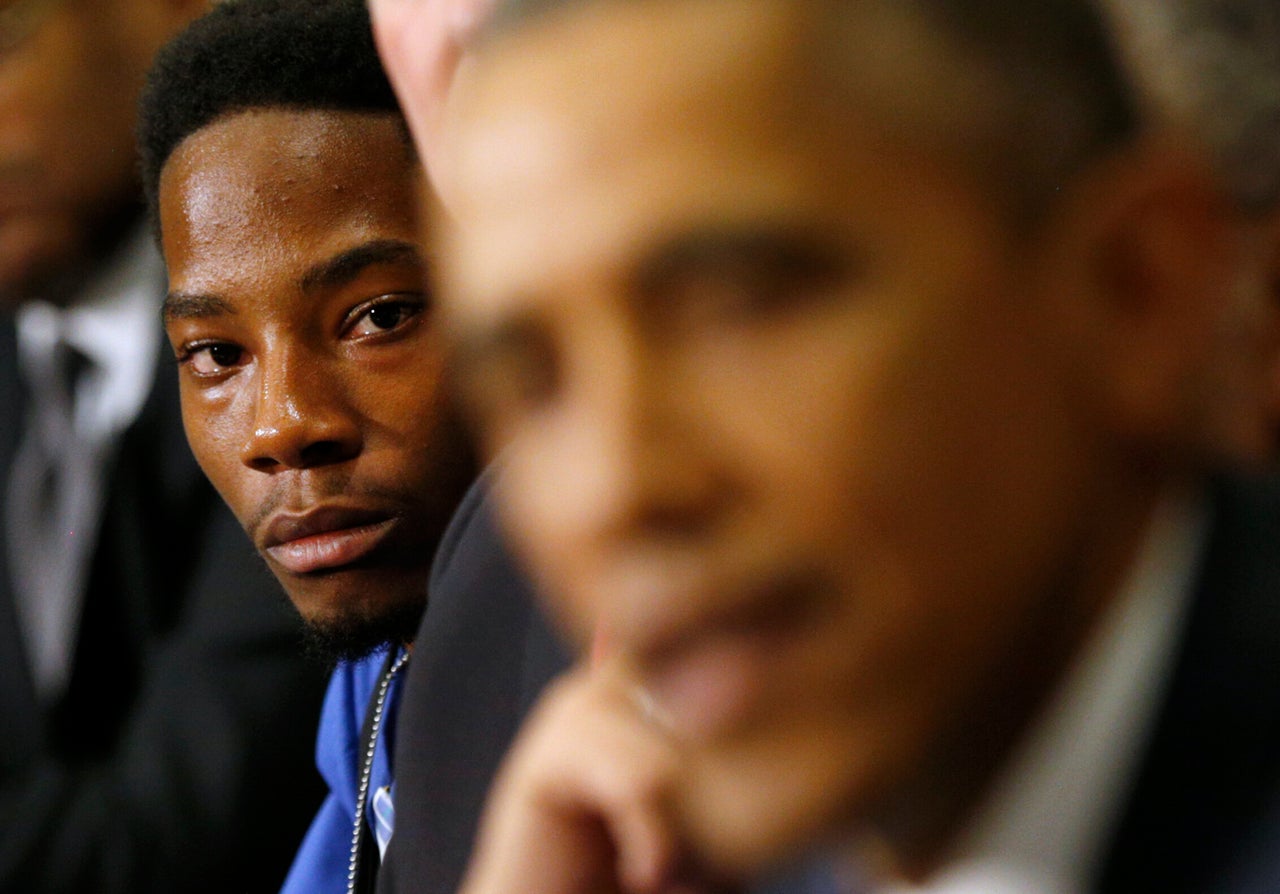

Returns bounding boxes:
[1101,0,1280,213]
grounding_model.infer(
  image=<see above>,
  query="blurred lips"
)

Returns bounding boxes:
[626,569,821,742]
[260,505,397,574]
[642,624,777,742]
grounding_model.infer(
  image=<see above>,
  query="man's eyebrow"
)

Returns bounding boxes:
[299,239,424,294]
[634,224,851,294]
[162,291,236,322]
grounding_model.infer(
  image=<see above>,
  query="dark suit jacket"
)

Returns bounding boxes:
[384,473,1280,894]
[0,310,328,893]
[379,477,570,894]
[1096,473,1280,893]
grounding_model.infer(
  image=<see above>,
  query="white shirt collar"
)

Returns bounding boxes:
[15,225,163,443]
[873,487,1209,894]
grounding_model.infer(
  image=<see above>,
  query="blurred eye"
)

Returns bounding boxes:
[639,230,855,328]
[180,342,245,377]
[452,319,562,442]
[464,344,560,433]
[345,296,425,338]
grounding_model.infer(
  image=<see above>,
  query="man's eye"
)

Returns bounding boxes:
[639,232,855,326]
[346,298,424,338]
[182,342,244,376]
[457,337,562,440]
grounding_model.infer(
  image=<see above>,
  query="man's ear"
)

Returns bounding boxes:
[1209,212,1280,465]
[1254,211,1280,459]
[1041,133,1261,462]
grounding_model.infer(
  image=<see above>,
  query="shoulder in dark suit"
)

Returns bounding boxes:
[1096,473,1280,893]
[0,310,329,894]
[380,475,571,894]
[383,472,1280,894]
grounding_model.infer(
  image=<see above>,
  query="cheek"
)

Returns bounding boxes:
[684,310,906,552]
[749,291,1065,590]
[494,458,600,648]
[356,353,449,443]
[180,386,252,516]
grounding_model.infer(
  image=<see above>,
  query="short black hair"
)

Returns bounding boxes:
[138,0,407,236]
[1101,0,1280,213]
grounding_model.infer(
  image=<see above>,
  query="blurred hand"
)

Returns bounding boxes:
[367,0,495,188]
[460,660,734,894]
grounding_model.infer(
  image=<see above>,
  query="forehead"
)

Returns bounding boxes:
[441,1,809,297]
[162,107,415,229]
[160,108,419,274]
[439,0,992,318]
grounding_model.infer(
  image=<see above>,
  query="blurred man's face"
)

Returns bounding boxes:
[0,0,195,301]
[160,108,471,659]
[438,0,1137,874]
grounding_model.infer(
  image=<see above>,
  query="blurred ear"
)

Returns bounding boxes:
[1040,134,1269,464]
[1209,212,1280,464]
[1260,213,1280,458]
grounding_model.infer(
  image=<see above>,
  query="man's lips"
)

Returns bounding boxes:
[641,625,777,743]
[260,506,397,575]
[620,570,823,742]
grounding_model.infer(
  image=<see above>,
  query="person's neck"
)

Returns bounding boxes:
[870,467,1187,884]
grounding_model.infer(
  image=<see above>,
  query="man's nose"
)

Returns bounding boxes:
[563,336,729,545]
[239,350,361,472]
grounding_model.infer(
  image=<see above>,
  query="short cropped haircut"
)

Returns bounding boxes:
[137,0,408,235]
[1102,0,1280,214]
[481,0,1141,221]
[486,0,1280,218]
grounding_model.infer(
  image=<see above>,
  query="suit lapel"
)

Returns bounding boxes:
[50,332,213,751]
[1097,474,1280,893]
[0,314,40,771]
[378,481,571,894]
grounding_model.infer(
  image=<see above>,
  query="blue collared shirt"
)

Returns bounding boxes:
[280,646,406,894]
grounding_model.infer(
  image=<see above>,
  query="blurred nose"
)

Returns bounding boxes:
[240,348,361,472]
[561,328,727,547]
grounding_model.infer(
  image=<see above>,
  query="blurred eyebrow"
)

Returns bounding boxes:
[299,239,423,294]
[162,292,235,322]
[634,225,850,296]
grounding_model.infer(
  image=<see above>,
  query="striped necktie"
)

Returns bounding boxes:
[5,336,101,701]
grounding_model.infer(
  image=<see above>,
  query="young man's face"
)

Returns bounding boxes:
[160,107,469,659]
[438,0,1144,873]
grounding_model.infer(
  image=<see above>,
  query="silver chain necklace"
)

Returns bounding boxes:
[347,648,411,894]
